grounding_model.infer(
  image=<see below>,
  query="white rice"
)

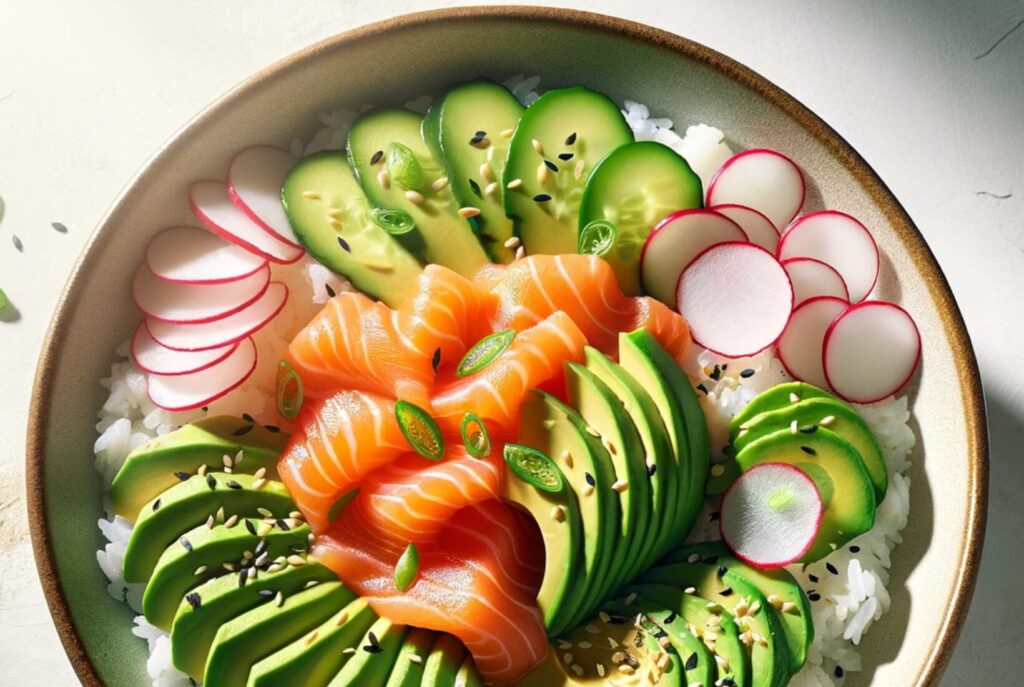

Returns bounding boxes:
[94,78,911,686]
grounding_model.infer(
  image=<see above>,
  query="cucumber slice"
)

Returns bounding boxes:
[503,87,633,255]
[580,141,703,295]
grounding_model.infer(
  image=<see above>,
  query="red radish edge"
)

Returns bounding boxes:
[705,149,806,230]
[147,338,258,411]
[132,264,271,325]
[822,300,922,403]
[227,146,303,249]
[707,203,780,253]
[777,210,879,303]
[780,257,851,305]
[675,241,794,359]
[720,462,824,569]
[145,226,267,285]
[190,181,304,265]
[131,323,239,376]
[775,295,849,388]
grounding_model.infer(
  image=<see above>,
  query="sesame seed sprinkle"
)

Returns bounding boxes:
[611,480,629,493]
[458,207,481,218]
[370,150,384,165]
[820,415,836,426]
[405,190,424,205]
[302,191,320,200]
[504,236,521,249]
[531,139,544,155]
[506,178,524,190]
[432,177,449,191]
[789,392,801,403]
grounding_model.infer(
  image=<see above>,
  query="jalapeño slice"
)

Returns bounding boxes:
[395,400,445,460]
[275,360,304,420]
[369,208,416,235]
[460,413,492,458]
[578,219,617,258]
[456,329,515,377]
[504,444,564,493]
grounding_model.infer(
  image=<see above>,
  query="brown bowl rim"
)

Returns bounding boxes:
[25,6,988,686]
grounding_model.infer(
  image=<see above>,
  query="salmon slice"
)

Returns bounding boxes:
[432,311,587,431]
[356,446,502,544]
[314,500,548,684]
[482,254,691,361]
[277,391,408,532]
[285,291,435,407]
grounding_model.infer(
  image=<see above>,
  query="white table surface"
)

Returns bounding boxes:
[1,0,1020,682]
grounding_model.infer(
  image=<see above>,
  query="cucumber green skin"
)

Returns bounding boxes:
[281,151,423,308]
[638,561,791,687]
[142,519,312,630]
[122,473,294,583]
[204,582,353,687]
[383,628,437,687]
[503,87,633,255]
[248,598,377,687]
[579,141,702,295]
[424,79,523,263]
[327,617,408,687]
[669,543,812,673]
[171,561,337,679]
[729,382,832,433]
[639,604,716,687]
[566,362,651,600]
[583,347,676,578]
[347,109,488,277]
[109,416,287,521]
[421,633,466,686]
[736,428,877,562]
[733,397,887,502]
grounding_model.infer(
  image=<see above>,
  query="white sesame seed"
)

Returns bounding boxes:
[577,641,592,649]
[234,450,244,465]
[563,652,573,665]
[222,454,233,468]
[611,651,626,663]
[789,392,801,403]
[377,170,391,189]
[684,587,697,594]
[224,515,239,528]
[258,523,274,537]
[782,601,799,614]
[531,139,544,155]
[479,163,494,182]
[458,207,481,218]
[405,190,424,205]
[585,624,599,634]
[257,507,273,517]
[485,181,499,197]
[500,128,515,139]
[504,236,521,249]
[253,478,267,490]
[820,415,836,426]
[611,479,629,494]
[194,565,208,576]
[329,218,343,231]
[343,647,356,655]
[515,246,526,260]
[408,654,423,665]
[275,591,284,607]
[432,177,449,191]
[254,467,267,480]
[197,464,207,477]
[574,159,586,179]
[618,663,636,675]
[287,555,306,567]
[302,191,321,200]
[556,640,572,650]
[536,163,550,185]
[598,611,611,623]
[624,592,638,605]
[551,505,566,523]
[710,464,725,477]
[506,178,524,190]
[571,664,584,677]
[582,483,595,497]
[790,420,799,434]
[596,662,606,677]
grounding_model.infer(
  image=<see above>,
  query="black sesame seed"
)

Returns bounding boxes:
[206,474,217,490]
[647,462,657,476]
[258,589,274,598]
[826,562,839,575]
[709,511,721,522]
[233,424,254,437]
[265,425,281,433]
[800,445,817,455]
[834,665,844,678]
[470,130,486,144]
[175,471,190,481]
[809,574,819,583]
[696,383,709,395]
[719,587,733,597]
[740,368,756,378]
[543,159,559,172]
[685,652,699,670]
[11,235,23,252]
[276,519,290,531]
[226,480,242,490]
[185,592,201,610]
[808,591,821,602]
[722,678,736,687]
[152,499,161,512]
[557,152,574,161]
[717,565,727,578]
[431,348,441,374]
[325,284,336,298]
[364,631,382,653]
[533,193,552,202]
[202,406,209,412]
[799,425,818,434]
[565,132,577,145]
[585,472,595,487]
[370,150,383,165]
[608,614,629,625]
[52,222,68,233]
[702,555,719,565]
[710,365,723,381]
[337,236,351,252]
[238,571,247,588]
[242,413,254,422]
[254,539,268,557]
[665,611,677,624]
[245,520,258,536]
[180,536,193,552]
[468,179,482,197]
[850,545,861,553]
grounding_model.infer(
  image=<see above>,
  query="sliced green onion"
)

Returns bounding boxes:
[385,142,425,191]
[327,488,359,523]
[0,287,8,310]
[395,400,445,460]
[504,444,564,493]
[369,208,416,235]
[460,413,491,458]
[275,360,303,420]
[456,329,515,377]
[394,542,420,591]
[578,219,617,258]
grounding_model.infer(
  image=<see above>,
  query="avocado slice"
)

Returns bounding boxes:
[456,657,482,687]
[579,141,703,295]
[347,108,488,277]
[282,151,423,308]
[608,598,714,687]
[203,581,353,687]
[171,559,337,679]
[248,597,377,687]
[625,583,749,687]
[143,518,311,629]
[728,382,832,433]
[733,397,887,502]
[583,347,676,575]
[383,628,436,687]
[326,616,408,687]
[423,79,524,263]
[665,542,812,674]
[519,390,619,635]
[736,428,877,562]
[565,361,651,600]
[109,416,286,521]
[618,330,709,548]
[122,473,295,583]
[503,87,634,255]
[421,633,466,686]
[638,560,790,687]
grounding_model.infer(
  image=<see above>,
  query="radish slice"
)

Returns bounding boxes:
[777,211,879,303]
[147,337,258,411]
[190,181,304,264]
[823,301,921,403]
[228,146,302,248]
[776,296,848,388]
[640,209,748,308]
[145,226,267,284]
[708,203,780,253]
[781,257,850,306]
[132,263,270,324]
[146,282,289,351]
[131,323,237,375]
[721,462,823,569]
[705,149,805,230]
[676,242,793,358]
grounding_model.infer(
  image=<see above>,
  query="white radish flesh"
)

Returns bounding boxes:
[708,203,780,254]
[776,296,848,388]
[131,323,237,375]
[190,181,304,264]
[705,149,805,230]
[147,338,258,411]
[676,241,793,358]
[777,211,879,303]
[721,462,823,569]
[146,282,288,351]
[228,146,302,248]
[640,209,748,308]
[132,263,269,324]
[145,226,267,284]
[823,301,921,403]
[782,257,850,306]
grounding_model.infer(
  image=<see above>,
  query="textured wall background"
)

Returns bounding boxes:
[0,0,1020,681]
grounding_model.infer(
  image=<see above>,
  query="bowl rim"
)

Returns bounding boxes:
[25,6,988,686]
